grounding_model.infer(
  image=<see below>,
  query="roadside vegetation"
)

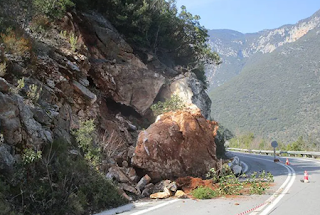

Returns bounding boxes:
[191,165,274,199]
[228,133,319,151]
[0,123,127,215]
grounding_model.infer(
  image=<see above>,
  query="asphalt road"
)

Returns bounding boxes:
[98,152,320,215]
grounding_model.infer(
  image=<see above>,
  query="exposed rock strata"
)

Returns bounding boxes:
[0,5,216,199]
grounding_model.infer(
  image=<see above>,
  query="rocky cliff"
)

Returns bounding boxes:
[0,1,217,207]
[207,9,320,88]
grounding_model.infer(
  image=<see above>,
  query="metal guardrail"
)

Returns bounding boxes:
[228,148,320,159]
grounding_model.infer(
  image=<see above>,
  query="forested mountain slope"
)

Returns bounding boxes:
[206,9,320,89]
[210,24,320,144]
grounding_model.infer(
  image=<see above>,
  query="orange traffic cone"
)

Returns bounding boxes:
[304,171,309,183]
[285,158,290,165]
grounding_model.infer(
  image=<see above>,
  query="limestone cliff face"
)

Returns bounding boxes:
[207,9,320,88]
[159,72,212,119]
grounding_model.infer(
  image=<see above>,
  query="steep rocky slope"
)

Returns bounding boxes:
[0,1,219,212]
[207,9,320,89]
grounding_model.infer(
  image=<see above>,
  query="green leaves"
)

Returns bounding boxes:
[72,120,101,167]
[191,186,217,199]
[32,0,74,19]
[151,94,186,116]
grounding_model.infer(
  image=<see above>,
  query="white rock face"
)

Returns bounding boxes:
[160,72,212,119]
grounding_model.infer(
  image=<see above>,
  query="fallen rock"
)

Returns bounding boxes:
[142,183,154,197]
[132,108,219,181]
[150,187,171,199]
[176,177,215,194]
[175,190,187,199]
[136,174,151,192]
[126,167,139,183]
[120,183,140,196]
[106,166,131,183]
[167,181,178,193]
[153,180,171,193]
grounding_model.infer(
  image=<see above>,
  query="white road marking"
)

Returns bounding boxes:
[130,199,180,215]
[258,164,295,215]
[234,154,296,215]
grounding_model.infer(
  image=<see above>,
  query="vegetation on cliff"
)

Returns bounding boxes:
[0,0,221,214]
[0,139,127,215]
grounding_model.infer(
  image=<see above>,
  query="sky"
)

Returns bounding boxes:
[176,0,320,33]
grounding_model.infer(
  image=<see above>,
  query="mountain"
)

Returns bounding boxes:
[208,9,320,144]
[206,9,320,89]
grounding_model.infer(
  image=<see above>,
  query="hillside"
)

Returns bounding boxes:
[0,0,222,214]
[209,22,320,144]
[206,9,320,89]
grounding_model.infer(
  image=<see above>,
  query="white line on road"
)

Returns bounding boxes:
[235,154,296,215]
[259,164,295,215]
[130,199,180,215]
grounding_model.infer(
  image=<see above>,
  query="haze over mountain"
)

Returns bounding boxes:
[208,9,320,144]
[207,9,320,88]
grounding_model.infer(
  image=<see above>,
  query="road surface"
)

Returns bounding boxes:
[98,152,320,215]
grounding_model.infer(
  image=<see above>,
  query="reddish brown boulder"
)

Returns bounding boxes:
[132,108,219,182]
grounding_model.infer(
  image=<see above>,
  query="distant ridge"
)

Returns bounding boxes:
[208,8,320,144]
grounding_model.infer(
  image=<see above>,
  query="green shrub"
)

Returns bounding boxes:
[0,139,127,215]
[191,186,217,199]
[29,15,50,33]
[27,84,42,103]
[151,94,186,116]
[22,148,42,164]
[0,29,31,57]
[72,119,101,167]
[32,0,74,19]
[10,78,25,94]
[69,32,78,52]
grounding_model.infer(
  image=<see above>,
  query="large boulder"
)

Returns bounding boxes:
[132,108,219,182]
[91,63,165,115]
[80,12,165,115]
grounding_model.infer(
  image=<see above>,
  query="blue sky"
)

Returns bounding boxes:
[176,0,320,33]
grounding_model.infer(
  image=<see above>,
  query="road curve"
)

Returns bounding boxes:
[98,152,320,215]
